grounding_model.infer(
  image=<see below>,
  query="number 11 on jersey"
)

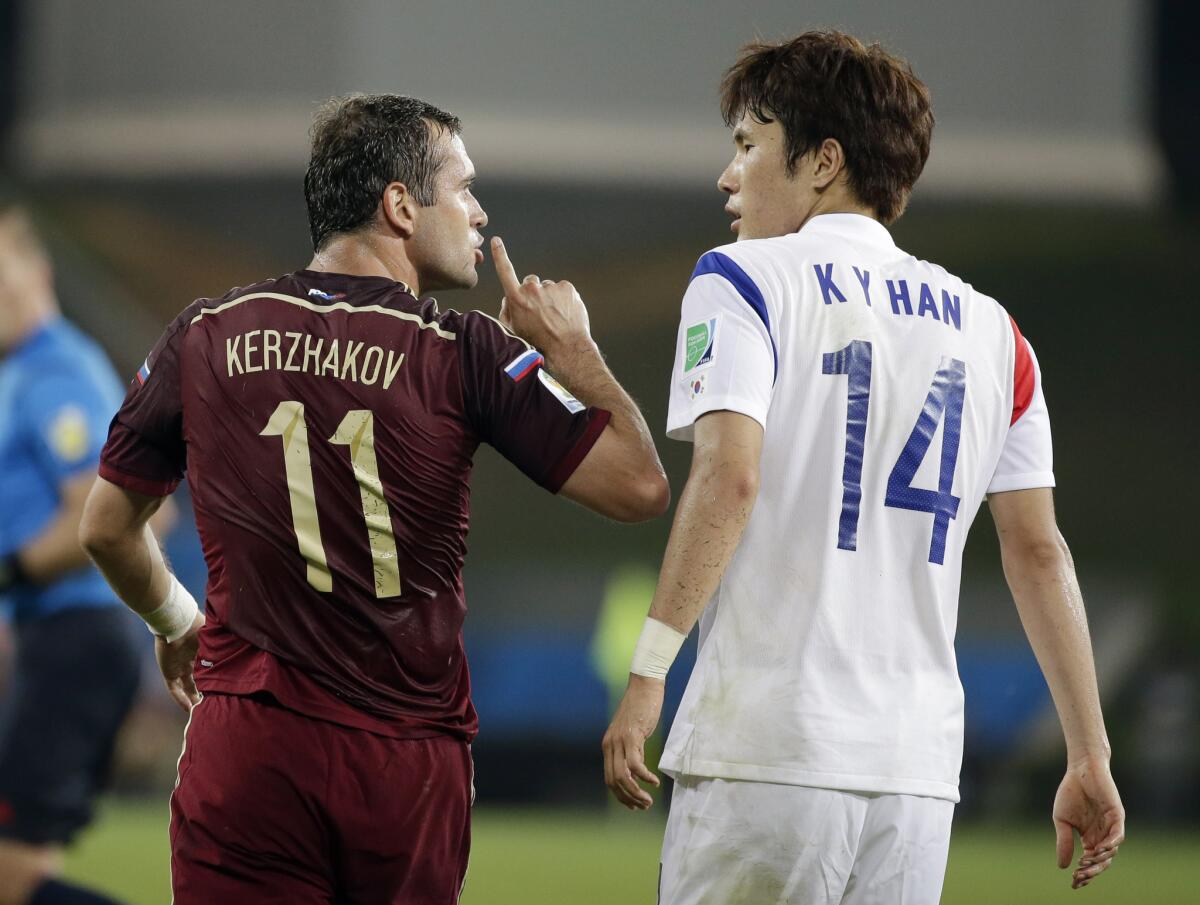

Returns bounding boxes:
[823,341,966,565]
[261,401,402,598]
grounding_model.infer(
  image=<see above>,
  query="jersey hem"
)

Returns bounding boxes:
[986,471,1056,494]
[666,394,768,442]
[97,460,180,497]
[657,757,961,803]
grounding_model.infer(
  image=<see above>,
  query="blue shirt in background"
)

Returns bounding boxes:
[0,316,125,623]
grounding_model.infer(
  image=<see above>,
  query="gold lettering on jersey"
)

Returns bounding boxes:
[320,339,340,378]
[302,335,324,374]
[225,329,407,389]
[284,332,303,371]
[226,335,244,377]
[341,340,362,382]
[360,346,383,385]
[263,330,282,370]
[382,351,404,390]
[244,329,262,373]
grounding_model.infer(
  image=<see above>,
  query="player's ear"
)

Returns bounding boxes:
[810,138,846,190]
[380,181,418,240]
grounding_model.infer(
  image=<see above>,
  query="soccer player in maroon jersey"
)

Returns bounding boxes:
[77,94,669,904]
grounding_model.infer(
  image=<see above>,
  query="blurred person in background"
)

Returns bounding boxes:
[603,31,1125,904]
[79,94,668,904]
[0,197,140,905]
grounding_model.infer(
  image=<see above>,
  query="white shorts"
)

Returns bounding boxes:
[660,776,955,905]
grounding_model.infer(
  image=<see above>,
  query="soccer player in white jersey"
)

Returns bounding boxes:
[602,31,1125,904]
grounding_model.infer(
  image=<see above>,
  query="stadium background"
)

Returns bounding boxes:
[0,0,1197,901]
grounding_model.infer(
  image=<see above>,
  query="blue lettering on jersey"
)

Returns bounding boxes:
[887,279,913,316]
[917,283,942,321]
[941,290,962,331]
[815,266,963,332]
[852,266,872,306]
[813,263,847,305]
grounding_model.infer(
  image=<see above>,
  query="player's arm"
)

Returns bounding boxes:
[80,477,202,712]
[0,472,177,591]
[0,471,95,589]
[989,487,1124,888]
[490,237,669,522]
[603,410,762,809]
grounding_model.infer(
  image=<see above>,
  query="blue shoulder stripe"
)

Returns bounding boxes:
[690,251,778,382]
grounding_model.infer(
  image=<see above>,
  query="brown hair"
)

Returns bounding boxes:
[304,94,461,251]
[720,31,933,223]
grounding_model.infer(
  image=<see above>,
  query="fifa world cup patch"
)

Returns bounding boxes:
[504,348,544,382]
[538,369,586,413]
[683,316,718,372]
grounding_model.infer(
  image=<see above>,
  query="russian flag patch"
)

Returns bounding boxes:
[135,359,151,385]
[503,349,543,382]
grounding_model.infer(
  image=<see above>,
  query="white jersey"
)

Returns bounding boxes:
[660,213,1054,802]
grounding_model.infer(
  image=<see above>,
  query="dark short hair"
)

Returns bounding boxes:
[721,31,934,224]
[304,94,462,251]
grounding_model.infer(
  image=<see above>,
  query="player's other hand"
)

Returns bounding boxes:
[603,674,664,810]
[156,610,204,713]
[490,236,593,357]
[1053,754,1125,889]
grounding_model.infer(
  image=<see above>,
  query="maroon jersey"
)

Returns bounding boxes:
[100,271,609,740]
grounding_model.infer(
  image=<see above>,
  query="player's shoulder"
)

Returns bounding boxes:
[456,308,535,351]
[690,237,791,284]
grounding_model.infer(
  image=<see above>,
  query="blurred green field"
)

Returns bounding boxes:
[66,798,1193,904]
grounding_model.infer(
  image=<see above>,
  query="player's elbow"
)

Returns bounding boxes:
[610,470,671,523]
[78,509,113,561]
[78,495,123,561]
[1002,529,1072,576]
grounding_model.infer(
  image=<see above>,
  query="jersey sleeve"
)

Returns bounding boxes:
[98,315,188,497]
[666,250,777,442]
[459,312,610,493]
[987,319,1055,493]
[22,374,113,485]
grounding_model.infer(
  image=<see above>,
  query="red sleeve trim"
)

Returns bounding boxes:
[98,460,180,498]
[544,408,612,493]
[1009,316,1035,426]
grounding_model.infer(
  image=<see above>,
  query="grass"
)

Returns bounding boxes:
[65,798,1193,904]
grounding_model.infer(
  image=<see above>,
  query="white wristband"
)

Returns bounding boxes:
[629,617,687,681]
[141,574,200,643]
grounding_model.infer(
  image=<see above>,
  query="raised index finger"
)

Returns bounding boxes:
[490,236,523,299]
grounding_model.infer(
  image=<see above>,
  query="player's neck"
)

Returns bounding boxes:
[1,301,57,355]
[798,188,878,231]
[307,235,423,296]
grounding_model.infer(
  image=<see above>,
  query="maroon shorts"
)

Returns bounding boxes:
[170,692,472,904]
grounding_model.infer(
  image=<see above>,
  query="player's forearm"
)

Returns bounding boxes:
[84,522,174,617]
[11,472,96,583]
[545,340,664,487]
[12,509,92,584]
[646,453,758,634]
[1003,534,1111,761]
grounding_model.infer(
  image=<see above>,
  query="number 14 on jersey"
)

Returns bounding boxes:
[822,340,965,565]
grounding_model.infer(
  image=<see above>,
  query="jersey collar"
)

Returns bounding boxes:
[797,213,897,249]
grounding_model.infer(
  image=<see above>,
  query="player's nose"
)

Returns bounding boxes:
[472,204,488,229]
[717,161,738,195]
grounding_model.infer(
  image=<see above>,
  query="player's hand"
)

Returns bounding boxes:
[490,236,593,357]
[602,674,664,810]
[156,610,204,713]
[1053,755,1125,889]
